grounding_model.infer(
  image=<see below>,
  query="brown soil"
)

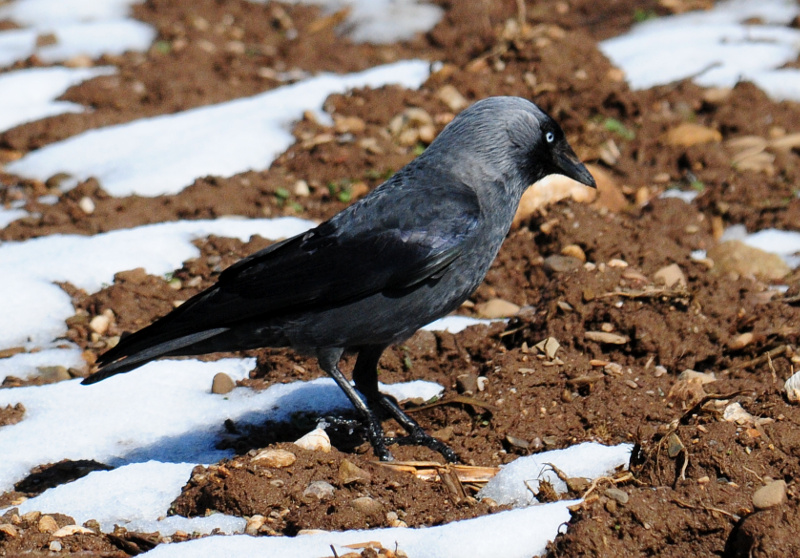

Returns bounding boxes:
[1,0,799,556]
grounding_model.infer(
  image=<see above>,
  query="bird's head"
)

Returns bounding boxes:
[429,96,596,194]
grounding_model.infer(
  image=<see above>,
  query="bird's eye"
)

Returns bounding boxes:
[545,131,555,143]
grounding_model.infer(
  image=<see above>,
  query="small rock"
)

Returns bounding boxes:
[53,524,94,537]
[586,164,627,212]
[303,480,335,501]
[0,523,18,538]
[584,331,629,345]
[333,115,366,134]
[723,402,757,425]
[729,332,755,350]
[604,487,629,505]
[662,122,722,147]
[505,435,529,450]
[475,298,520,318]
[350,496,383,516]
[677,369,716,384]
[293,180,310,197]
[708,240,790,281]
[89,314,111,335]
[512,174,597,226]
[294,427,331,452]
[752,480,786,510]
[543,255,583,273]
[245,515,266,535]
[37,365,70,383]
[436,84,468,111]
[49,541,62,552]
[607,258,629,268]
[654,263,687,288]
[252,448,296,468]
[784,370,800,403]
[339,460,371,485]
[38,515,58,534]
[21,511,40,523]
[534,337,561,359]
[78,196,95,215]
[560,244,586,262]
[456,372,479,395]
[211,372,235,394]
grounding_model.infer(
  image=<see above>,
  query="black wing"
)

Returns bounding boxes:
[91,170,481,374]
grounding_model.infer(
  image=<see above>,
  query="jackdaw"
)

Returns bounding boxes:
[83,96,595,462]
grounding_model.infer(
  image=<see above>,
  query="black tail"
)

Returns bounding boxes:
[82,327,229,385]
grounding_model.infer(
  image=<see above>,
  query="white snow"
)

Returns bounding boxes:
[0,217,315,349]
[6,60,431,197]
[0,66,116,131]
[0,0,155,68]
[254,0,443,44]
[479,442,633,507]
[600,0,800,100]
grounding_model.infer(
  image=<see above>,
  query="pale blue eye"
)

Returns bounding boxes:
[545,131,555,143]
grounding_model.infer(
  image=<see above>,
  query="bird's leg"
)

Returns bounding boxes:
[353,345,459,463]
[317,347,393,461]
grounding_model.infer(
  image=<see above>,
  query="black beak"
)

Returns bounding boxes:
[553,143,596,188]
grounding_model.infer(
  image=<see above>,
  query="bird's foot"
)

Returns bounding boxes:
[386,427,459,463]
[321,414,394,461]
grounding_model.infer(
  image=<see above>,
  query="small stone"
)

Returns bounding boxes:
[339,459,372,485]
[89,314,111,335]
[22,511,41,523]
[350,496,383,516]
[436,84,469,111]
[64,54,93,68]
[294,427,331,452]
[303,480,335,501]
[53,524,94,537]
[784,370,800,403]
[560,244,586,262]
[456,372,479,395]
[0,523,18,538]
[604,487,629,505]
[605,499,617,513]
[729,332,755,350]
[666,432,685,458]
[252,448,296,468]
[245,515,266,535]
[38,515,58,534]
[78,196,95,214]
[534,337,561,359]
[584,331,629,345]
[708,240,790,281]
[475,298,520,318]
[752,480,786,510]
[662,122,722,147]
[654,263,687,288]
[607,258,629,268]
[37,365,70,383]
[505,435,529,450]
[512,174,597,226]
[293,180,310,197]
[49,541,63,552]
[543,255,583,273]
[211,372,235,394]
[333,115,366,134]
[677,369,716,384]
[723,402,757,425]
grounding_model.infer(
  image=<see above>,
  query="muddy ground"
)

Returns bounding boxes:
[2,0,800,556]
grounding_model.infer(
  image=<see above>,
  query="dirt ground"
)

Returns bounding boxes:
[2,0,800,556]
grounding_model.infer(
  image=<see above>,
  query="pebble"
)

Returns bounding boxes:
[333,115,366,134]
[543,255,583,273]
[78,196,95,215]
[436,84,468,111]
[89,314,111,335]
[37,515,58,534]
[211,372,235,394]
[662,122,722,147]
[475,298,520,318]
[245,515,266,535]
[303,480,335,501]
[338,459,371,485]
[52,524,94,537]
[512,174,597,226]
[604,487,629,505]
[654,263,687,288]
[729,332,755,350]
[252,448,296,468]
[350,496,383,515]
[294,427,331,452]
[678,369,716,384]
[708,240,790,281]
[456,372,479,395]
[752,480,786,510]
[584,331,629,345]
[722,402,757,425]
[560,244,586,262]
[293,180,310,197]
[0,524,18,538]
[784,370,800,403]
[49,541,63,552]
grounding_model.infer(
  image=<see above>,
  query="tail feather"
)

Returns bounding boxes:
[82,327,229,385]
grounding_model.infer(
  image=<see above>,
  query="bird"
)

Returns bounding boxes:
[83,96,595,462]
